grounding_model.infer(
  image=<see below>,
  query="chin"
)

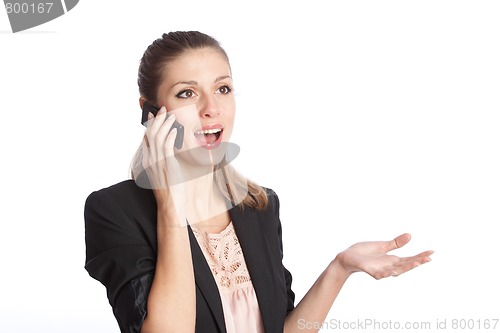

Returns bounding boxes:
[176,142,229,168]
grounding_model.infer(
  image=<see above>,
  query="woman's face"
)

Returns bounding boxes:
[155,47,235,167]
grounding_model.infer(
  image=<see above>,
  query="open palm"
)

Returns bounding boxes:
[337,233,433,280]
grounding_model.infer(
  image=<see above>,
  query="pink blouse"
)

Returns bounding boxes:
[192,222,265,333]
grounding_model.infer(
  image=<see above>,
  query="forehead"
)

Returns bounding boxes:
[161,48,231,83]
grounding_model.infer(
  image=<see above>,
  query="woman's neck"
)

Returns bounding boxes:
[182,169,229,226]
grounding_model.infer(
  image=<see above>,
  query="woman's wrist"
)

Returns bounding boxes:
[327,253,355,282]
[156,202,188,228]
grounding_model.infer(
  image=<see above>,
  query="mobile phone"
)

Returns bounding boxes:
[141,101,184,149]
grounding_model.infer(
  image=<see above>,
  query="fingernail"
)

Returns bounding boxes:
[148,112,153,119]
[159,106,166,113]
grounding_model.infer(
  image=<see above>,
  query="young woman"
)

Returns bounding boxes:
[84,31,433,333]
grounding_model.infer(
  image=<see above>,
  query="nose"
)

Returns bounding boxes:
[198,94,220,119]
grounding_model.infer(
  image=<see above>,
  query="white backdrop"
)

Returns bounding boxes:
[1,1,499,332]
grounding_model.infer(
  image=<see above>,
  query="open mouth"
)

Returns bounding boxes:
[194,125,224,149]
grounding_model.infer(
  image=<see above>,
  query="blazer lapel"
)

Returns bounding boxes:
[230,206,277,333]
[188,226,227,333]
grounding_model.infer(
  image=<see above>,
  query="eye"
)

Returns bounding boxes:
[176,89,196,99]
[216,85,232,95]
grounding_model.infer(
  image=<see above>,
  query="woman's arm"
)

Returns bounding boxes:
[140,110,196,333]
[284,233,433,333]
[140,206,196,333]
[284,258,348,333]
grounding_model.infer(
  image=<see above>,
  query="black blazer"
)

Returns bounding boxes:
[84,180,295,333]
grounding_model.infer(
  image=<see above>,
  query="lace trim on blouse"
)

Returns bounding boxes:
[192,222,252,293]
[192,222,265,333]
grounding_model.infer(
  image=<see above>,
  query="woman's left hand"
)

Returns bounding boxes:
[335,233,433,280]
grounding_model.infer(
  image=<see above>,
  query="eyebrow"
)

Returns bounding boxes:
[170,75,232,89]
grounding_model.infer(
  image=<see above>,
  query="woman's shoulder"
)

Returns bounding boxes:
[264,187,279,198]
[87,179,153,199]
[84,180,157,255]
[85,179,156,216]
[262,186,280,210]
[88,179,148,196]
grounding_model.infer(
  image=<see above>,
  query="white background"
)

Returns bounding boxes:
[1,1,499,332]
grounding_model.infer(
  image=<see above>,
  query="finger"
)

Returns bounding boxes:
[393,258,429,277]
[386,233,411,252]
[412,250,434,259]
[164,128,178,158]
[397,250,434,263]
[145,107,168,154]
[147,112,176,163]
[392,252,433,276]
[374,250,434,279]
[142,136,151,168]
[155,113,177,154]
[153,119,178,171]
[145,112,158,159]
[147,106,168,134]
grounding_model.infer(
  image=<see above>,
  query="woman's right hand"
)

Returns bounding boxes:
[140,106,196,333]
[142,106,186,225]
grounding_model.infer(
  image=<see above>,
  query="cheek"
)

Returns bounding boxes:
[173,110,198,127]
[224,100,236,122]
[223,111,236,139]
[169,104,200,129]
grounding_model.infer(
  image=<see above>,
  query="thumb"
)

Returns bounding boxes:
[386,233,411,252]
[142,140,152,169]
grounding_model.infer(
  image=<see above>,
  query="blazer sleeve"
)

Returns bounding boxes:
[268,189,296,315]
[84,187,157,333]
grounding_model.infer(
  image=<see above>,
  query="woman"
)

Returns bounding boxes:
[84,31,433,333]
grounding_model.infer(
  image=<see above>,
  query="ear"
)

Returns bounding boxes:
[139,97,146,110]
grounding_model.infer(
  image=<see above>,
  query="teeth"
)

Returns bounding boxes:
[195,128,222,135]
